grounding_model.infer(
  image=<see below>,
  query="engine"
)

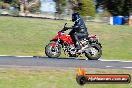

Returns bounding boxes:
[63,39,89,55]
[69,44,76,54]
[63,43,76,55]
[80,39,89,46]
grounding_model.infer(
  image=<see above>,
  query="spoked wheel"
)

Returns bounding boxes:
[85,44,102,60]
[45,42,61,58]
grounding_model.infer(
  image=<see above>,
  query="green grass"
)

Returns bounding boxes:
[0,16,132,60]
[0,68,131,88]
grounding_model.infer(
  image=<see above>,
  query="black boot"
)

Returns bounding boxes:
[76,42,81,50]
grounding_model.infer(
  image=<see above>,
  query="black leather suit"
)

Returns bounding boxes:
[69,18,89,48]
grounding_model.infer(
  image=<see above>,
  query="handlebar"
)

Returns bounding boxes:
[64,23,67,28]
[59,23,67,32]
[59,23,72,32]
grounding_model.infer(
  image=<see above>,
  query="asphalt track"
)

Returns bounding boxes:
[0,56,132,70]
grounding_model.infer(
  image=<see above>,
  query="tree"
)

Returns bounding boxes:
[27,0,40,13]
[96,0,132,16]
[0,0,10,9]
[19,0,40,15]
[3,0,12,3]
[76,0,95,16]
[11,0,20,9]
[54,0,67,18]
[69,0,79,10]
[70,0,96,17]
[0,0,40,13]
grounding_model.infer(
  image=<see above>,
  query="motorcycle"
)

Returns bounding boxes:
[45,23,102,60]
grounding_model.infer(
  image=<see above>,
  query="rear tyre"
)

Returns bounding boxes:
[45,42,61,58]
[85,44,102,60]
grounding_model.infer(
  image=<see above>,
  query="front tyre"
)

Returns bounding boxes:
[45,42,61,58]
[85,44,102,60]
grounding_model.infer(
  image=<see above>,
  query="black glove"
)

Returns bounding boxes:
[60,27,72,32]
[63,27,69,31]
[63,27,72,31]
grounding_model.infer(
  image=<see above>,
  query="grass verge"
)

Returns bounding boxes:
[0,68,131,88]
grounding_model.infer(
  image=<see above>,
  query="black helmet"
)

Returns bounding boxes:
[72,12,80,22]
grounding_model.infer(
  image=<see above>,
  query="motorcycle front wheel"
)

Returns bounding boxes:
[45,42,61,58]
[85,43,102,60]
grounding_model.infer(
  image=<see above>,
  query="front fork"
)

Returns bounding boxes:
[51,39,60,48]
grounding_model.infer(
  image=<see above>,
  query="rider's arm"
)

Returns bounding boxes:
[72,21,81,30]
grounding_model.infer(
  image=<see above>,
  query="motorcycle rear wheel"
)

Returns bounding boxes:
[85,44,102,60]
[45,42,61,58]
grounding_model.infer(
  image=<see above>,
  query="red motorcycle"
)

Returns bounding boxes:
[45,23,102,60]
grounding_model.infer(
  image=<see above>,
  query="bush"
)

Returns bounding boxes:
[100,10,111,17]
[0,1,3,9]
[28,4,40,13]
[9,8,19,16]
[1,3,10,10]
[11,0,20,10]
[28,0,41,13]
[75,0,96,17]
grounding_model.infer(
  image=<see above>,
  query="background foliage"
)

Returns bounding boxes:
[96,0,132,16]
[75,0,96,17]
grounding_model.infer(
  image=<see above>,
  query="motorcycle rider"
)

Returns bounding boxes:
[62,12,89,50]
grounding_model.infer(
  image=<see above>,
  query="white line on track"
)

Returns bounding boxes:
[100,59,132,62]
[123,67,132,69]
[120,61,132,62]
[0,55,132,62]
[105,66,113,68]
[0,55,33,58]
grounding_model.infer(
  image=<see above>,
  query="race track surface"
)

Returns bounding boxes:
[0,56,132,69]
